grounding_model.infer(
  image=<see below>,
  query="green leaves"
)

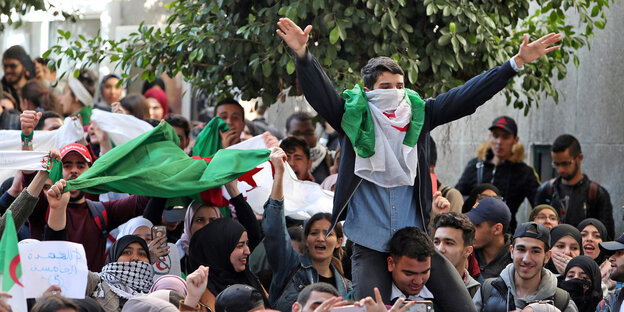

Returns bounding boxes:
[329,26,340,44]
[42,0,613,113]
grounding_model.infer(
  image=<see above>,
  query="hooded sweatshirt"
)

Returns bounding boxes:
[474,263,578,311]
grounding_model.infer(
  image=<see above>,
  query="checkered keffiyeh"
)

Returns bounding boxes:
[96,261,154,299]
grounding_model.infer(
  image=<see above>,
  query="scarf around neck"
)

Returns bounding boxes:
[342,85,425,187]
[96,261,154,299]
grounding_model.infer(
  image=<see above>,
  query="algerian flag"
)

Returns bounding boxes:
[0,211,27,312]
[226,136,333,219]
[90,109,154,146]
[192,116,229,158]
[0,151,51,171]
[63,122,270,198]
[0,117,83,183]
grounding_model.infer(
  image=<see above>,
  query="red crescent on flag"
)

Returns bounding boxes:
[9,255,24,287]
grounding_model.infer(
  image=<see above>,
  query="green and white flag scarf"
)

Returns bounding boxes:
[342,85,425,187]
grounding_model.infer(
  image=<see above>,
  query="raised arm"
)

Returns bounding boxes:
[0,150,61,233]
[277,18,345,131]
[427,33,561,129]
[261,148,301,293]
[226,180,262,251]
[45,179,70,238]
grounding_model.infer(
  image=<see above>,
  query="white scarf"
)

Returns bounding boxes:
[67,78,94,107]
[96,261,154,299]
[354,89,418,187]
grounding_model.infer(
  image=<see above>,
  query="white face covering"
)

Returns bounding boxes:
[354,88,418,187]
[365,88,406,111]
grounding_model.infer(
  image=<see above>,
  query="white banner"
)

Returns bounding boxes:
[90,109,154,146]
[0,117,83,183]
[19,241,88,299]
[0,151,50,171]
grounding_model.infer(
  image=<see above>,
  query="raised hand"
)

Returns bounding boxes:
[432,191,451,216]
[269,147,287,174]
[220,129,239,148]
[185,265,209,307]
[514,33,562,67]
[276,17,312,58]
[47,179,70,212]
[20,110,42,137]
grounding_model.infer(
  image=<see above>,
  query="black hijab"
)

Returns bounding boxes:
[577,218,610,265]
[558,255,603,311]
[105,235,150,264]
[461,183,501,213]
[188,218,267,304]
[545,224,582,274]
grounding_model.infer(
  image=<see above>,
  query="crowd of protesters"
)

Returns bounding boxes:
[0,16,622,312]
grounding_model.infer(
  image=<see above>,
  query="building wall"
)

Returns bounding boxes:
[432,0,624,236]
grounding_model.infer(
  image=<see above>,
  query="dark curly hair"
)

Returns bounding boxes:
[433,212,475,247]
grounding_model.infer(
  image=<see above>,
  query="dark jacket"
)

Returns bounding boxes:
[294,51,518,235]
[474,264,577,312]
[596,288,624,312]
[475,234,513,280]
[455,141,540,231]
[535,174,614,239]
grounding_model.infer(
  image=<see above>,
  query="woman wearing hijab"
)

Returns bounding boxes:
[577,218,609,265]
[557,255,603,311]
[176,180,260,274]
[85,235,154,312]
[546,224,582,275]
[116,216,180,281]
[144,88,168,119]
[187,217,267,311]
[96,74,123,110]
[528,204,560,229]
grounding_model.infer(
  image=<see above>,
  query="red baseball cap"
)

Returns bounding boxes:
[60,143,92,164]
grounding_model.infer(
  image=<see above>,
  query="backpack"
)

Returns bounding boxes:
[85,199,116,244]
[545,178,599,209]
[481,277,570,311]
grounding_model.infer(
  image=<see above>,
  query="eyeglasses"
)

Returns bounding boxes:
[535,215,558,222]
[477,194,504,201]
[551,159,575,168]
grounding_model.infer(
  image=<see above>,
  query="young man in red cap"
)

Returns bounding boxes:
[42,142,149,271]
[456,115,541,233]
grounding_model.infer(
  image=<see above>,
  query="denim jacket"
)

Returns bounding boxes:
[262,198,352,312]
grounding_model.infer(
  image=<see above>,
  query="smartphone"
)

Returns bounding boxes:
[151,225,167,248]
[330,305,366,312]
[404,301,433,312]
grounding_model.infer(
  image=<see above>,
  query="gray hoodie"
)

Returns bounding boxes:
[473,263,578,312]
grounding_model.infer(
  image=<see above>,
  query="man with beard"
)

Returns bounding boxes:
[535,134,614,238]
[596,233,624,311]
[40,143,149,271]
[474,222,578,311]
[1,45,31,104]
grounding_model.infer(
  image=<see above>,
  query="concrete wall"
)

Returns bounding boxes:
[432,0,624,236]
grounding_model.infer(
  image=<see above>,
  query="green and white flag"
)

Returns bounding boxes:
[62,122,270,198]
[0,151,51,171]
[0,211,27,312]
